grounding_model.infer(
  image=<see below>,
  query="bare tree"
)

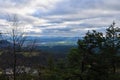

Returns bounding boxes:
[5,15,23,80]
[3,15,36,80]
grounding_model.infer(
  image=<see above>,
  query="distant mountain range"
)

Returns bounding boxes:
[0,40,12,49]
[0,37,79,54]
[27,36,80,46]
[0,36,80,46]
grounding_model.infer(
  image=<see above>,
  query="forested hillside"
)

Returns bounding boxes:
[0,22,120,80]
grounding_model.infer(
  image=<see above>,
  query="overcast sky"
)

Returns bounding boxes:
[0,0,120,37]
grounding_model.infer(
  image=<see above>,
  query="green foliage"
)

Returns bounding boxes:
[67,22,120,80]
[0,22,120,80]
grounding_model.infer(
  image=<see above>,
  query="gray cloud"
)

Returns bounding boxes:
[0,0,120,37]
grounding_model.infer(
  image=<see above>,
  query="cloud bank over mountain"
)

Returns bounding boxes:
[0,0,120,37]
